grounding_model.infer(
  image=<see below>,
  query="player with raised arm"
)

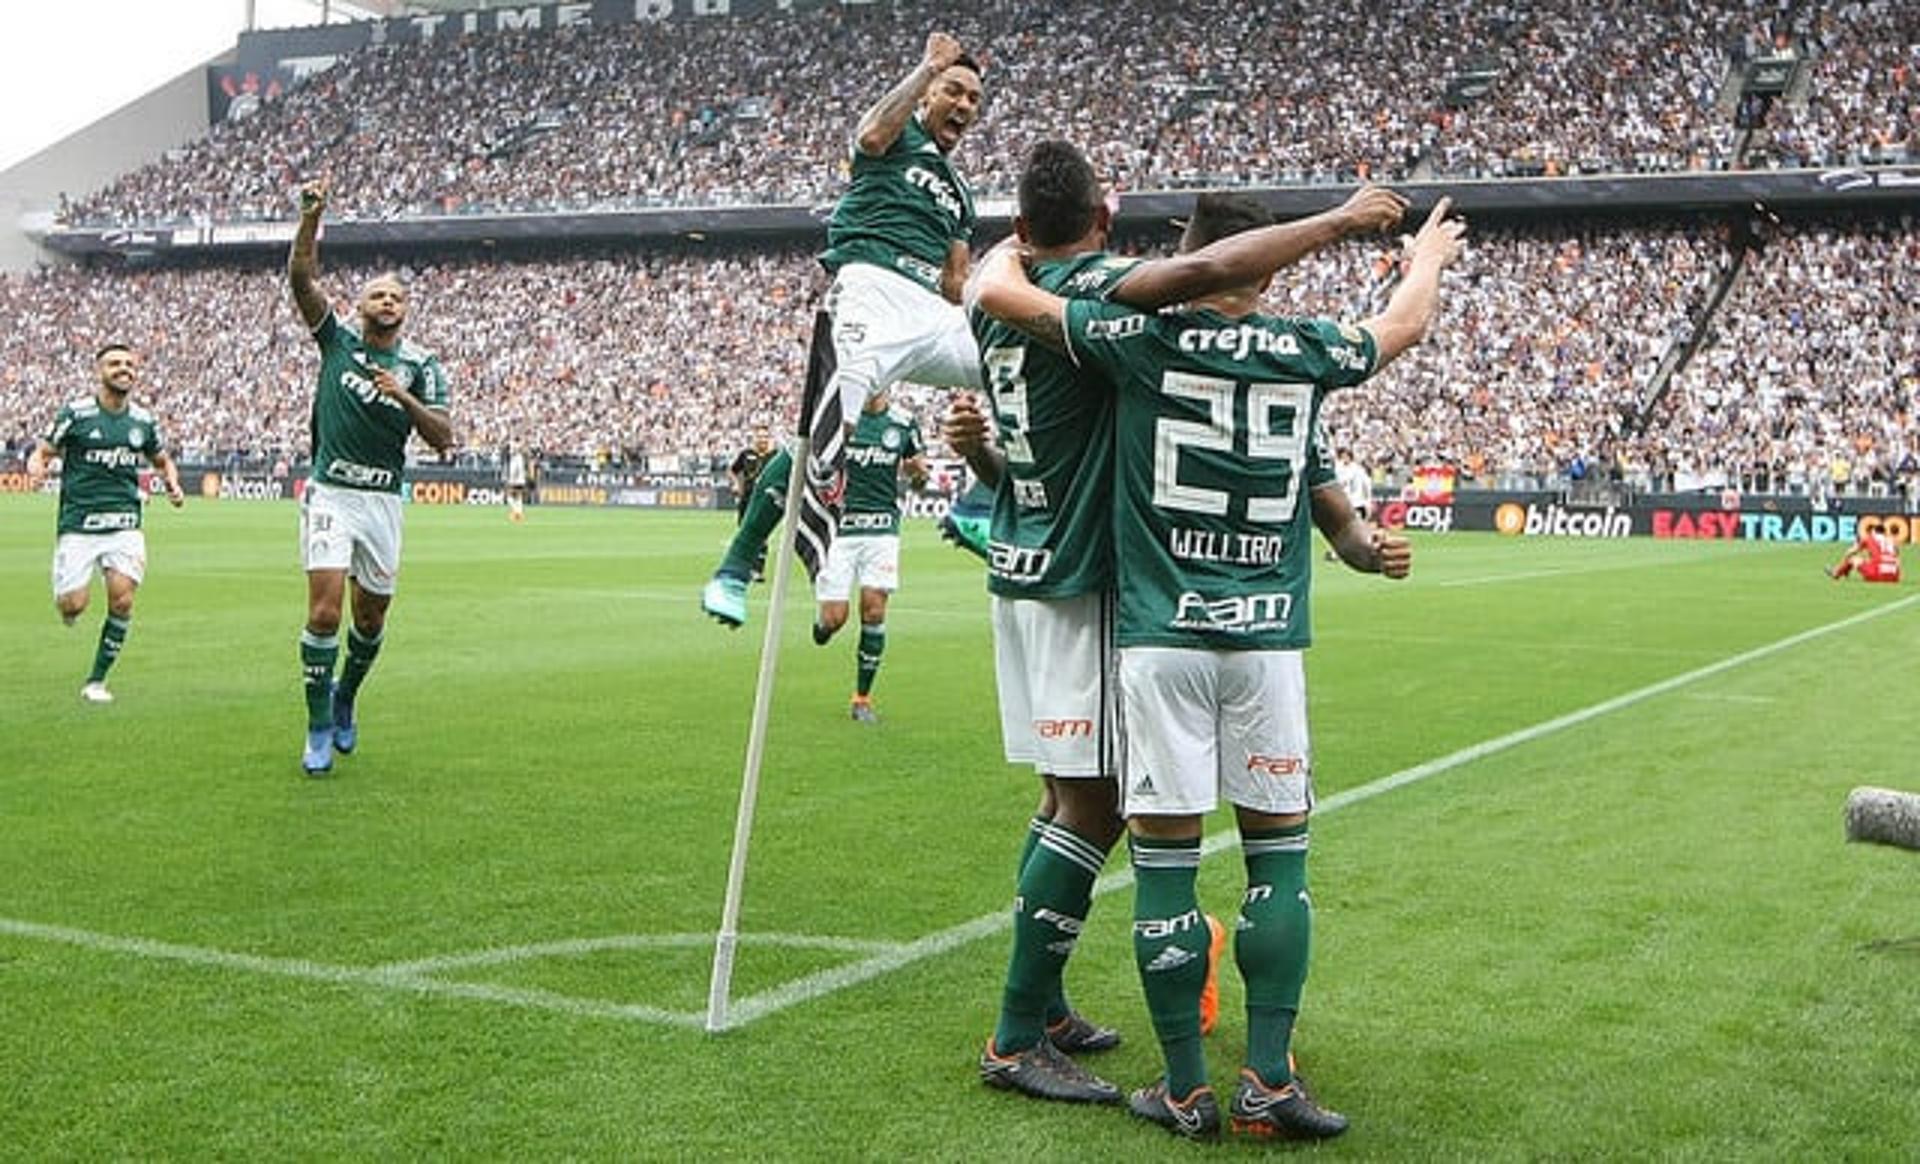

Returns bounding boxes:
[972,190,1463,1139]
[951,139,1407,1107]
[288,178,453,776]
[27,343,185,703]
[700,30,986,628]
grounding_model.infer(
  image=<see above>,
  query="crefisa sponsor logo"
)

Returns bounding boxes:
[1494,502,1633,539]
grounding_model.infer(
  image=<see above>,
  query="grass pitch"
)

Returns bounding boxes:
[2,495,1917,1158]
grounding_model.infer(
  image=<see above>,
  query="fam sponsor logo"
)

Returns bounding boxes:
[1171,589,1294,634]
[1494,503,1633,539]
[989,541,1052,584]
[1034,717,1093,739]
[1376,500,1454,533]
[1246,754,1305,778]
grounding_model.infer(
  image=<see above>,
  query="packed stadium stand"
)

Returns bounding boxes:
[4,0,1917,499]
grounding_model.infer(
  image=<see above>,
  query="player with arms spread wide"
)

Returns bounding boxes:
[288,178,453,776]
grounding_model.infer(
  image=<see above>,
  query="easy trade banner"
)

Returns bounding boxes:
[1434,493,1917,543]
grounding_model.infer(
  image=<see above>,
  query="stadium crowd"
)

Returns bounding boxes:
[1653,221,1920,499]
[55,0,1920,227]
[5,216,1916,501]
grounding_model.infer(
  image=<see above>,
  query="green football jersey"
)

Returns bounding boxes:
[819,115,975,295]
[42,396,166,535]
[968,252,1142,599]
[1064,302,1378,651]
[308,311,448,494]
[839,405,925,538]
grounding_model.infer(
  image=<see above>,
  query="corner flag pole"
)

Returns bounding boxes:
[706,310,838,1033]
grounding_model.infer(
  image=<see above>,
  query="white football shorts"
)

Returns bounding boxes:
[825,262,983,421]
[815,533,900,600]
[301,480,404,595]
[1118,647,1314,818]
[52,529,147,597]
[993,591,1114,779]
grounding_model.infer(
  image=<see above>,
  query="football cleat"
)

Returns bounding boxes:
[1128,1078,1221,1140]
[302,728,334,776]
[79,681,113,704]
[849,696,879,724]
[812,621,836,646]
[1228,1067,1349,1141]
[330,684,357,755]
[979,1037,1121,1105]
[701,575,748,628]
[1199,912,1227,1036]
[1046,1011,1121,1055]
[937,511,991,562]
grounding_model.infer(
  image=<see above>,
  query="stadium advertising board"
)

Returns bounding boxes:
[1375,500,1456,534]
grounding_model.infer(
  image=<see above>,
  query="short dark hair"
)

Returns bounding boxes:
[95,342,133,361]
[952,52,984,78]
[1017,139,1101,248]
[1179,192,1275,253]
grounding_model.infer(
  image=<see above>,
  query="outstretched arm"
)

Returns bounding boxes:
[854,32,963,157]
[288,179,330,330]
[1113,185,1409,310]
[1360,198,1468,371]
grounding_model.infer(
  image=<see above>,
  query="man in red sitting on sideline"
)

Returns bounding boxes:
[1827,526,1900,583]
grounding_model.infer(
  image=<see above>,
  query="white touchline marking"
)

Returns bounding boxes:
[376,932,906,976]
[720,592,1920,1026]
[4,595,1911,1030]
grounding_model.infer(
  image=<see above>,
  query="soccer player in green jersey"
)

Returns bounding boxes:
[972,190,1464,1139]
[27,343,185,703]
[701,30,984,628]
[951,139,1407,1106]
[288,178,453,776]
[810,389,928,722]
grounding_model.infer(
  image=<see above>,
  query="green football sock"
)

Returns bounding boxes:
[1130,833,1209,1096]
[337,625,384,704]
[1238,823,1312,1086]
[88,614,129,682]
[1017,812,1078,1025]
[718,449,789,580]
[995,819,1103,1052]
[1017,813,1048,877]
[855,623,885,697]
[300,630,339,731]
